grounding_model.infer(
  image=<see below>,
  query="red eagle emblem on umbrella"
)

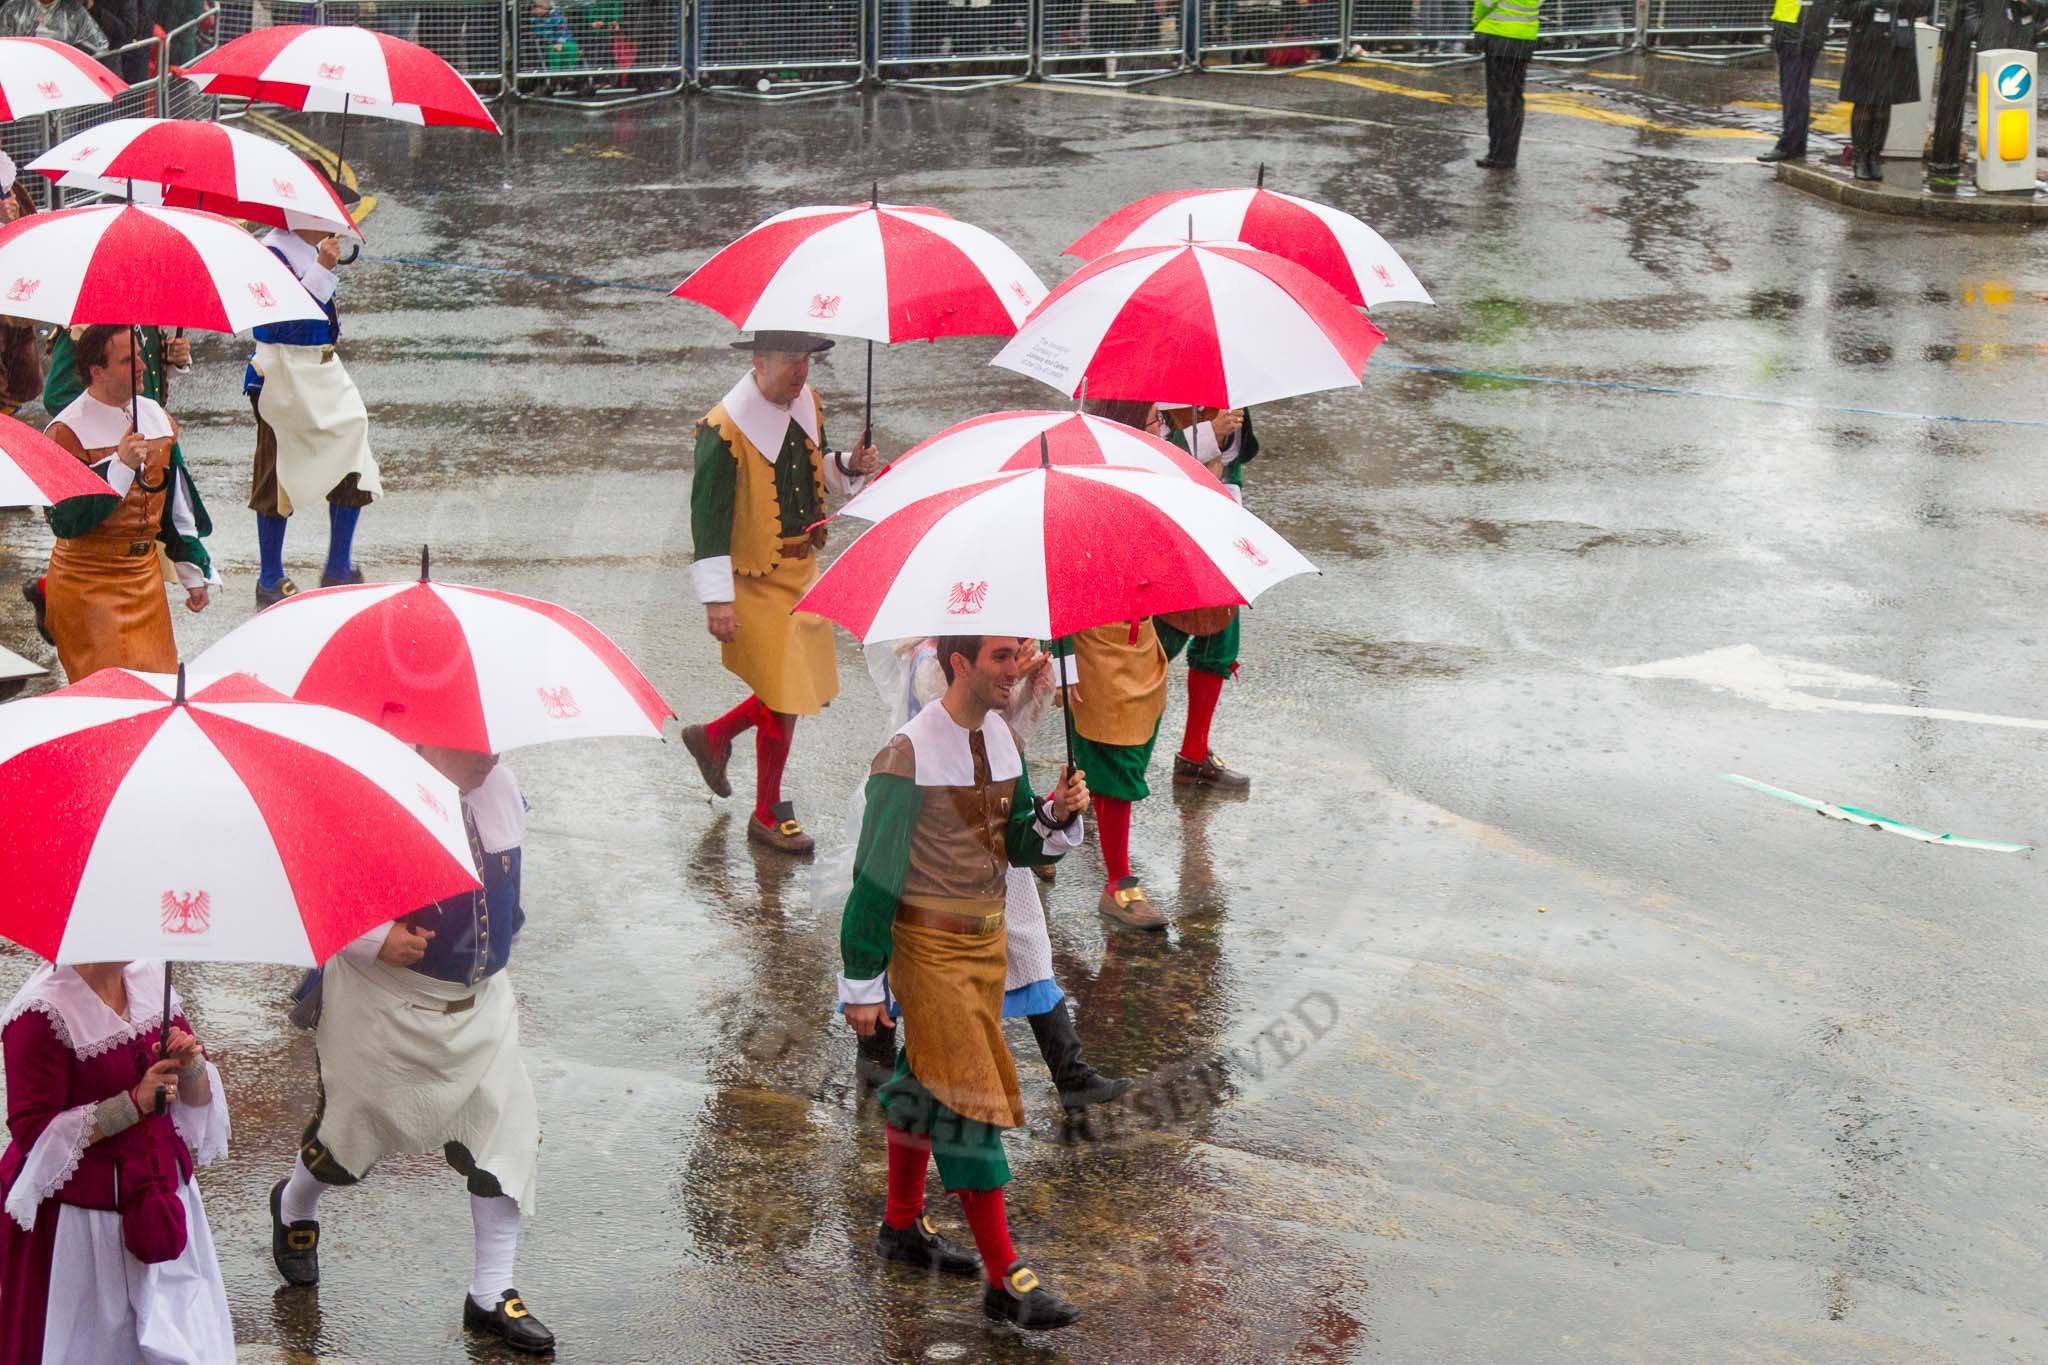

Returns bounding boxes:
[1372,264,1394,288]
[1233,536,1268,567]
[317,62,347,80]
[272,178,298,200]
[247,281,276,308]
[946,580,989,616]
[537,686,580,720]
[416,783,447,821]
[5,278,38,304]
[35,81,60,101]
[807,293,841,320]
[68,144,98,162]
[160,890,211,935]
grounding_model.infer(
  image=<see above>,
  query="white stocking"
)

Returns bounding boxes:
[469,1193,521,1310]
[280,1153,326,1226]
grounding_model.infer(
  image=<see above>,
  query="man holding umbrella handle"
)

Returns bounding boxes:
[684,330,878,856]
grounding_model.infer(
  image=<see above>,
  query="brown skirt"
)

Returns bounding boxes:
[889,915,1022,1131]
[723,552,838,716]
[46,537,177,682]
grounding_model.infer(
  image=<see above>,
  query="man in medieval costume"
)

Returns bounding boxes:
[1156,404,1256,792]
[245,221,380,608]
[268,746,555,1355]
[680,330,877,854]
[41,325,215,682]
[840,634,1091,1330]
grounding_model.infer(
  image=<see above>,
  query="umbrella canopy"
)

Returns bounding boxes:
[0,203,326,332]
[990,239,1384,409]
[838,409,1226,524]
[30,117,361,240]
[0,38,125,122]
[1066,186,1433,309]
[0,668,480,965]
[797,463,1316,643]
[180,25,501,131]
[0,411,116,508]
[673,201,1046,345]
[195,558,675,753]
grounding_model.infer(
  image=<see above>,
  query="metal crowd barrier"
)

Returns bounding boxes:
[1642,0,1774,58]
[513,0,681,105]
[162,7,228,121]
[1035,0,1190,84]
[691,0,866,97]
[1538,0,1636,59]
[874,0,1034,89]
[1195,0,1345,71]
[1345,1,1483,68]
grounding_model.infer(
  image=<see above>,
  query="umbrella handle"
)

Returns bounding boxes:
[153,960,172,1116]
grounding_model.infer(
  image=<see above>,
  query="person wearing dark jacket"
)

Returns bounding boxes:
[1839,0,1932,180]
[1758,0,1835,162]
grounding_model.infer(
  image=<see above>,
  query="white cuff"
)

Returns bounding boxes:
[692,556,735,605]
[1050,653,1080,685]
[171,559,217,591]
[1226,483,1243,505]
[103,460,137,499]
[5,1103,92,1230]
[823,452,869,499]
[337,922,393,965]
[1194,421,1242,466]
[171,1059,230,1168]
[837,971,888,1005]
[299,262,339,304]
[1032,805,1085,850]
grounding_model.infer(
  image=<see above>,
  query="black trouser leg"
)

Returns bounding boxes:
[1775,40,1816,155]
[856,1023,896,1088]
[1484,40,1531,166]
[1027,998,1132,1109]
[1866,106,1891,171]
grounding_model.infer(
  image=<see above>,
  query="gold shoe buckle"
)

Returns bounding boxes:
[504,1296,530,1320]
[1008,1266,1040,1295]
[286,1230,317,1251]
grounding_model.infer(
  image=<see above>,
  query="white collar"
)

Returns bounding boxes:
[721,372,819,464]
[897,698,1023,787]
[51,391,172,446]
[262,226,317,274]
[465,761,526,855]
[0,961,177,1059]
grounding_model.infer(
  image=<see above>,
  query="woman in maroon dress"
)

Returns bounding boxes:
[0,960,233,1364]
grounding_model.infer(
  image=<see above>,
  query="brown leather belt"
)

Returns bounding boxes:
[64,537,156,559]
[778,536,814,561]
[895,904,1004,937]
[409,994,476,1014]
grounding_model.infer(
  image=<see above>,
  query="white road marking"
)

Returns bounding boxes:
[1614,643,2048,732]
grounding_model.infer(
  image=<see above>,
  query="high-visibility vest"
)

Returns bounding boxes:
[1474,0,1541,41]
[1770,0,1802,22]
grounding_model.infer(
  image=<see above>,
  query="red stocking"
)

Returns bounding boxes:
[953,1186,1017,1286]
[753,712,795,825]
[704,694,769,750]
[883,1125,930,1230]
[1180,669,1224,763]
[1095,795,1132,890]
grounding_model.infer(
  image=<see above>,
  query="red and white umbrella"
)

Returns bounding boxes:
[0,38,126,122]
[673,200,1045,344]
[0,412,116,508]
[838,409,1226,524]
[798,464,1315,643]
[0,668,480,966]
[179,25,499,131]
[195,554,675,753]
[0,203,326,333]
[1067,185,1433,309]
[30,117,360,239]
[990,239,1384,409]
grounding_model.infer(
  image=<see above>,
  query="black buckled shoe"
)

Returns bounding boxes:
[19,578,50,646]
[1173,751,1251,790]
[463,1288,556,1354]
[318,567,364,588]
[255,577,299,609]
[877,1214,981,1276]
[269,1180,320,1287]
[983,1262,1082,1330]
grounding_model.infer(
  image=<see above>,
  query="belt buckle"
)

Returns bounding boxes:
[980,913,1002,935]
[445,995,476,1014]
[127,540,152,556]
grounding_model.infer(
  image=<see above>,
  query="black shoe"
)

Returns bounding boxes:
[983,1262,1082,1330]
[1475,157,1514,170]
[1172,751,1251,791]
[1756,147,1803,163]
[255,577,299,609]
[19,578,50,646]
[1027,999,1133,1111]
[463,1289,556,1354]
[877,1214,981,1276]
[269,1180,320,1287]
[856,1025,896,1089]
[318,567,364,588]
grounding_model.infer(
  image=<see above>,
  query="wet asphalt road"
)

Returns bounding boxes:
[4,52,2048,1364]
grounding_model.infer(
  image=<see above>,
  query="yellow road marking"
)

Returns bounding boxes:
[1300,66,1767,138]
[245,111,378,225]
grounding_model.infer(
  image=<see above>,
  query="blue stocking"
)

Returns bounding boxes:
[257,514,288,590]
[325,503,361,580]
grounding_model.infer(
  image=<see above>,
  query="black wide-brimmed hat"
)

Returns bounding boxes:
[730,330,836,354]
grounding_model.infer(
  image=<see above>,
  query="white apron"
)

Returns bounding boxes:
[251,341,381,517]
